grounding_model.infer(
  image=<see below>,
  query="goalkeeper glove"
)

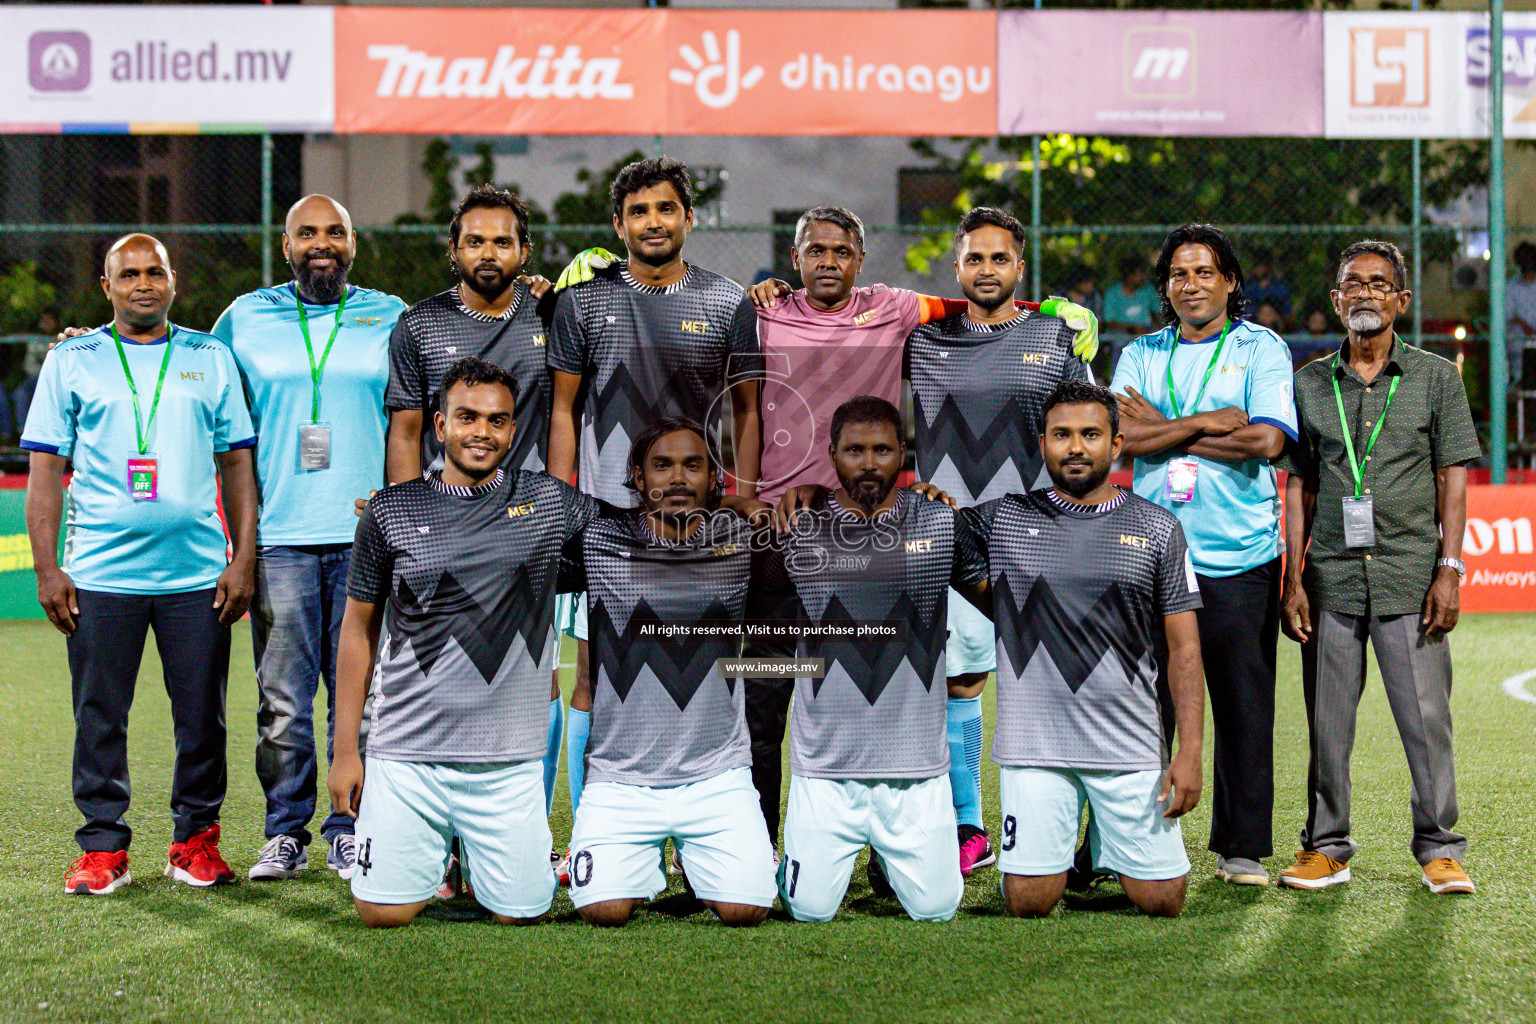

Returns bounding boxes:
[553,247,619,292]
[1038,297,1099,364]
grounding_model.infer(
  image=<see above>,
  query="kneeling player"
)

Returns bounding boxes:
[769,397,988,923]
[563,418,775,927]
[966,380,1204,918]
[328,358,610,927]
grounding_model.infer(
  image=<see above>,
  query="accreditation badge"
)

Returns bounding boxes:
[1341,495,1376,549]
[127,455,158,501]
[298,422,331,471]
[1166,457,1199,503]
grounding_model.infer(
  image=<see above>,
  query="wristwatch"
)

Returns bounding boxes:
[1437,557,1466,579]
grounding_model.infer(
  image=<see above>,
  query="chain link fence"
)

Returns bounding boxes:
[0,130,1524,464]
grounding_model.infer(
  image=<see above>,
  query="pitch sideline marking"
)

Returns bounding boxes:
[1500,668,1536,706]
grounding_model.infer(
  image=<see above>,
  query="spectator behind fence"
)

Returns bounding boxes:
[8,308,59,440]
[1101,255,1159,338]
[1254,302,1285,334]
[1505,241,1536,385]
[1247,252,1292,331]
[1277,239,1480,897]
[1063,265,1102,320]
[1298,308,1345,364]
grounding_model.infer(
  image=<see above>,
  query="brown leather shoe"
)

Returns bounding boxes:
[1421,857,1475,895]
[1278,850,1350,890]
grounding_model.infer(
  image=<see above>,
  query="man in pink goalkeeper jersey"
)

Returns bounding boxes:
[743,206,1097,874]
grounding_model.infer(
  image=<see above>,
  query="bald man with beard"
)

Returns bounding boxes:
[25,234,259,894]
[211,195,408,882]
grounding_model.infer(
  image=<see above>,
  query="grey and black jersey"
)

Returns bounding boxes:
[966,489,1202,772]
[385,284,553,474]
[764,489,989,780]
[348,469,605,763]
[907,311,1088,504]
[562,510,754,788]
[546,265,762,504]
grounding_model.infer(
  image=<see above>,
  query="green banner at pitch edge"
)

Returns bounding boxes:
[0,487,59,621]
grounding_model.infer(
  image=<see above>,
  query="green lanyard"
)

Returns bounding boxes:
[110,323,176,456]
[1165,321,1231,420]
[1331,351,1400,498]
[295,287,347,422]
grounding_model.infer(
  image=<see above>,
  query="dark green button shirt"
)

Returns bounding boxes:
[1279,338,1480,617]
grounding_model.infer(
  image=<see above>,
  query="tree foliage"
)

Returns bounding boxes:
[906,134,1487,319]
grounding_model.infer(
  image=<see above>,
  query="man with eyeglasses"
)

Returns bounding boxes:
[1277,240,1480,896]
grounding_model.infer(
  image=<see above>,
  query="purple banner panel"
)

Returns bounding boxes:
[998,10,1323,137]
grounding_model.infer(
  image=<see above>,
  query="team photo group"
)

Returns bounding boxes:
[27,154,1480,930]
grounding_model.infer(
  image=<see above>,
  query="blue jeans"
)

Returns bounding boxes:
[252,544,360,845]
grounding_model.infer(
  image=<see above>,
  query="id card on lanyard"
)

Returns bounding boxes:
[1162,323,1230,503]
[111,324,175,501]
[1332,352,1399,549]
[295,288,346,472]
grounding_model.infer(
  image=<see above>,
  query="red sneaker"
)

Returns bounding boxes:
[555,848,571,887]
[165,824,235,887]
[65,850,131,895]
[958,825,996,876]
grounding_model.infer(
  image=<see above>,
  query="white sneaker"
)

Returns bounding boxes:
[326,833,358,881]
[248,836,307,881]
[1216,856,1270,886]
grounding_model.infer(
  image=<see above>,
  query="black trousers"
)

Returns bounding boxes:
[68,588,231,852]
[1168,558,1280,861]
[744,589,797,845]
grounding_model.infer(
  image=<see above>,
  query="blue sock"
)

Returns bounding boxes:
[543,697,564,816]
[947,696,984,830]
[566,708,590,815]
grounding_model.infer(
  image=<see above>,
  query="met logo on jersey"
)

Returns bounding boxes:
[1021,353,1048,365]
[180,371,206,382]
[507,502,537,518]
[711,543,741,557]
[1219,364,1247,374]
[532,333,547,347]
[679,320,710,334]
[853,311,877,326]
[355,316,382,327]
[1119,534,1149,549]
[905,538,934,553]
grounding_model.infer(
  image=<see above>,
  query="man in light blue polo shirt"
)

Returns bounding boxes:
[1109,224,1296,889]
[211,195,406,882]
[24,234,259,895]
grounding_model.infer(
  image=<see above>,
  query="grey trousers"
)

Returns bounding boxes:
[1300,609,1466,866]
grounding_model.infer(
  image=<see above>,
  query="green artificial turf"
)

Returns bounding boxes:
[1,616,1534,1024]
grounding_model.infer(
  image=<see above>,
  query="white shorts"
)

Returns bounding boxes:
[779,774,962,923]
[556,591,588,642]
[945,588,996,676]
[996,766,1190,882]
[351,757,556,919]
[567,766,777,909]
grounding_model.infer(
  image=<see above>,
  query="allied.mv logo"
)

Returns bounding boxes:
[29,31,91,92]
[670,30,764,110]
[1350,28,1429,107]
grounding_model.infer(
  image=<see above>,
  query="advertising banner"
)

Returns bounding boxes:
[1324,12,1536,139]
[998,11,1322,137]
[0,5,333,133]
[1460,485,1536,614]
[665,10,995,136]
[334,7,665,135]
